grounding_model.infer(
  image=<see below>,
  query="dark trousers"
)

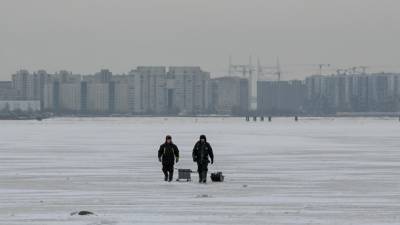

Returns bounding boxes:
[162,164,174,181]
[197,162,209,182]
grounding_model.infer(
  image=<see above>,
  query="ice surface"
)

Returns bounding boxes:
[0,117,400,225]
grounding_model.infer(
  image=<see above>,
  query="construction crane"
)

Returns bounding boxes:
[317,64,330,75]
[228,56,255,76]
[228,56,289,111]
[229,56,258,111]
[256,57,282,81]
[336,66,369,75]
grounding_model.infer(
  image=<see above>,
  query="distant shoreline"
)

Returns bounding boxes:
[1,113,400,120]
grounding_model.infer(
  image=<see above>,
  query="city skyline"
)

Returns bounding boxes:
[2,66,400,116]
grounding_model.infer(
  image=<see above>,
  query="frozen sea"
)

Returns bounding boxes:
[0,117,400,225]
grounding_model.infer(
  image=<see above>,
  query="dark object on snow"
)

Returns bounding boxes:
[177,169,193,181]
[211,172,224,182]
[78,211,94,215]
[70,210,95,216]
[192,135,214,183]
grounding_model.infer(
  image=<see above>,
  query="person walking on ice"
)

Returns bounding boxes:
[158,135,179,182]
[192,135,214,183]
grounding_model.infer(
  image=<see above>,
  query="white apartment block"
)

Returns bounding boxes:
[114,81,130,113]
[43,82,55,110]
[87,83,109,113]
[168,67,209,114]
[59,82,81,112]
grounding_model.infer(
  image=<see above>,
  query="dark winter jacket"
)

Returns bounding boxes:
[158,143,179,165]
[192,140,214,165]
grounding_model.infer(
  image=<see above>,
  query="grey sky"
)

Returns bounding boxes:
[1,0,399,80]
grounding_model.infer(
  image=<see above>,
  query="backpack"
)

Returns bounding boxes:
[210,172,224,182]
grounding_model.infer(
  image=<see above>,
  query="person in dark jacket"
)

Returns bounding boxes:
[158,135,179,182]
[192,135,214,183]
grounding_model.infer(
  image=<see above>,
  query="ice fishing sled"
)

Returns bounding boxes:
[176,169,193,182]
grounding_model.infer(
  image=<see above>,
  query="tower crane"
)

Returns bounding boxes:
[256,57,283,81]
[317,64,330,75]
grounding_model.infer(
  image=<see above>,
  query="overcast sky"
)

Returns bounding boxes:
[1,0,400,80]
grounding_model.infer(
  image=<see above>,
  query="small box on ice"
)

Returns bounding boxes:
[177,169,192,181]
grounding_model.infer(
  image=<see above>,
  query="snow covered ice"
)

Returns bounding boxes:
[0,117,400,225]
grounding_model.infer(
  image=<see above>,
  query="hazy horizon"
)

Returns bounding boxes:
[1,0,400,80]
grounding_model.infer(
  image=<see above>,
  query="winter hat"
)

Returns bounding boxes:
[200,135,206,141]
[166,135,172,141]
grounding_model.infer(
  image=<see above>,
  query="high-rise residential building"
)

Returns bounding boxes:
[239,78,250,113]
[0,81,18,100]
[257,80,306,115]
[43,71,82,112]
[113,81,129,113]
[59,82,82,112]
[305,73,400,113]
[55,70,81,83]
[43,80,59,111]
[33,70,52,109]
[168,67,210,114]
[86,82,110,113]
[112,75,130,114]
[0,81,12,89]
[128,70,148,114]
[355,75,368,111]
[133,67,167,114]
[13,70,64,109]
[82,69,112,83]
[12,70,30,99]
[210,77,249,115]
